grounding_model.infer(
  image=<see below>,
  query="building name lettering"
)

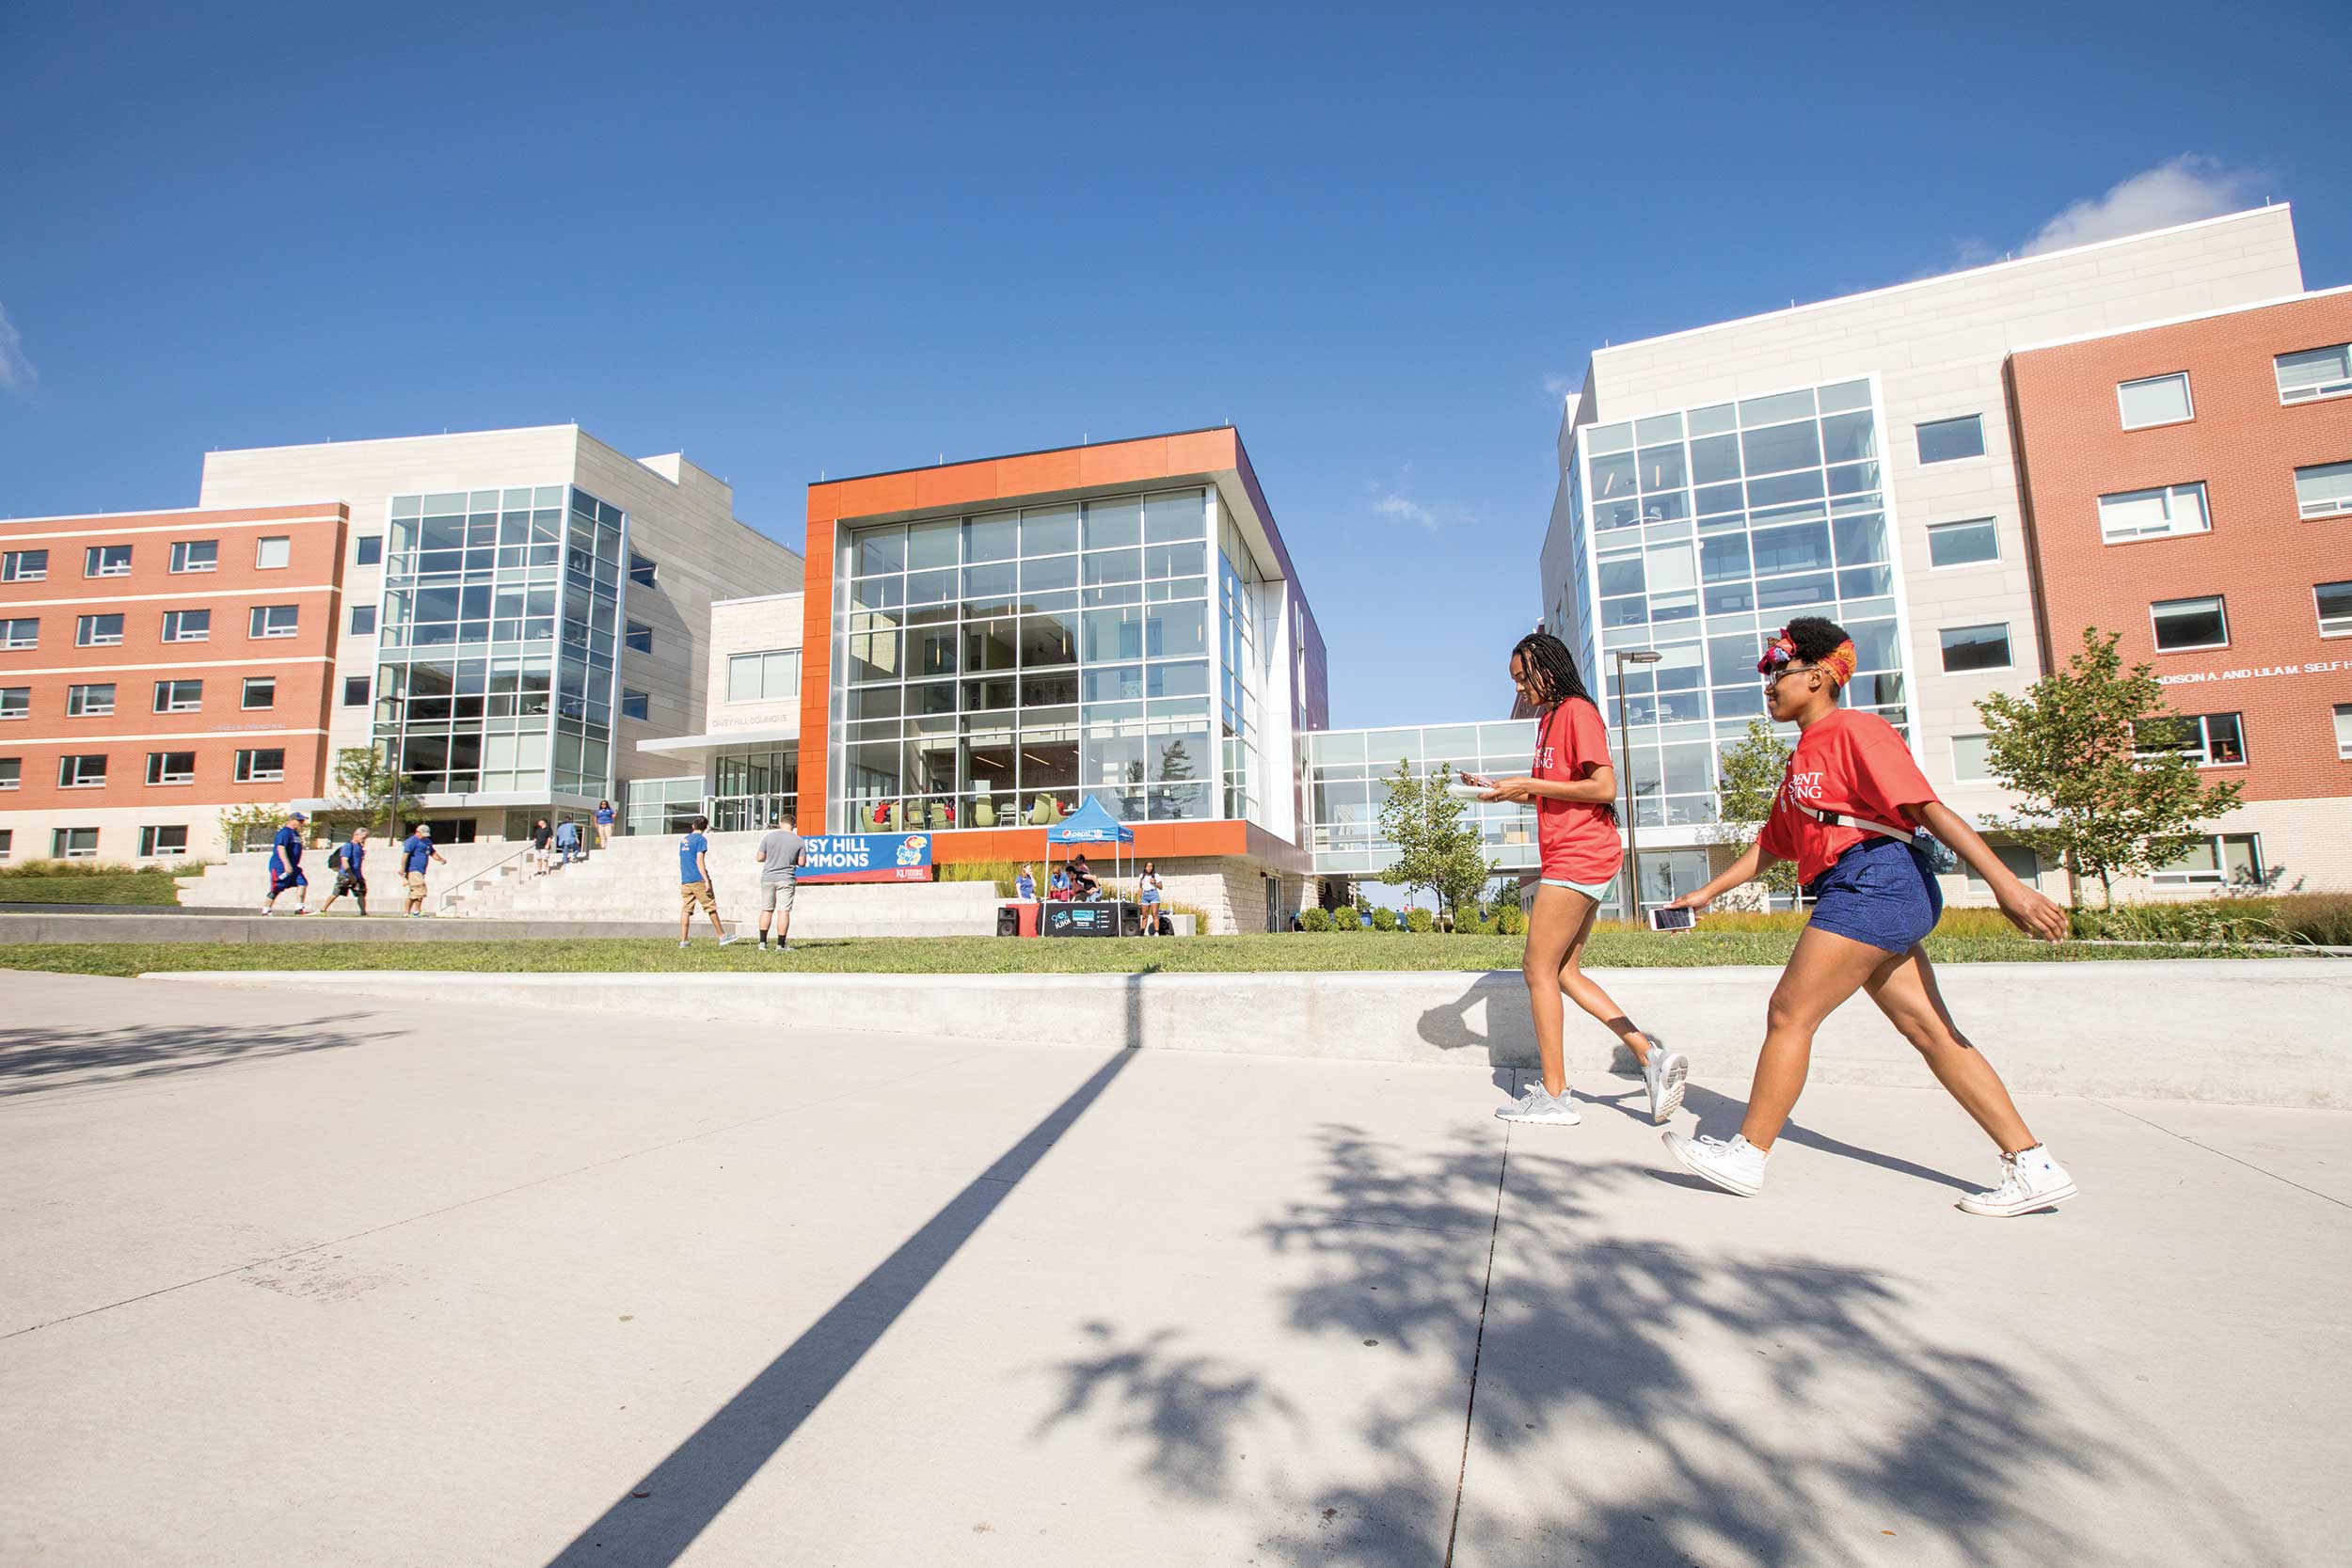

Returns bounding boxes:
[2158,659,2351,687]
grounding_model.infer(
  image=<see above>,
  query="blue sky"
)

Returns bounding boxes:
[4,2,2347,729]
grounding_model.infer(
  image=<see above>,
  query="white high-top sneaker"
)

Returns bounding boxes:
[1957,1145,2077,1217]
[1662,1131,1769,1196]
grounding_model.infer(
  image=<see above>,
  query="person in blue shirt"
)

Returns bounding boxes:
[676,814,739,949]
[554,816,581,864]
[262,811,311,914]
[400,823,445,918]
[1015,863,1038,901]
[594,799,615,849]
[318,827,371,916]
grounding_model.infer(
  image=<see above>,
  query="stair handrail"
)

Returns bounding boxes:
[435,840,546,915]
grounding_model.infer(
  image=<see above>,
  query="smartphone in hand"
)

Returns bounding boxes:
[1647,906,1696,932]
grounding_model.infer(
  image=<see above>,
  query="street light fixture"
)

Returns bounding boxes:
[1612,647,1663,927]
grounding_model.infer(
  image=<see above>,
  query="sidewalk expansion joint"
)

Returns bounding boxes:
[2093,1098,2350,1212]
[1442,1127,1510,1568]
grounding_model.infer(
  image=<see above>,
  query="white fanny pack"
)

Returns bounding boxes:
[1801,802,1915,845]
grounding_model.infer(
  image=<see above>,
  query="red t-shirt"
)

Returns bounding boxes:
[1532,698,1624,883]
[1758,708,1939,884]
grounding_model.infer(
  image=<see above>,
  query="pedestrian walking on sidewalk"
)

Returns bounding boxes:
[261,811,311,915]
[530,817,552,875]
[400,824,445,917]
[319,828,371,916]
[595,799,614,849]
[1660,617,2077,1218]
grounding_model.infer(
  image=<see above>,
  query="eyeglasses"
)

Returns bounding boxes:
[1762,663,1817,689]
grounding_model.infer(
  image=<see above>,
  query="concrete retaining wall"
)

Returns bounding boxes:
[0,912,699,944]
[141,959,2352,1107]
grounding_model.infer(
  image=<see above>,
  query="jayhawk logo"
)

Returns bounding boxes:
[897,834,929,866]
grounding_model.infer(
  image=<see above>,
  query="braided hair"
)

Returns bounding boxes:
[1510,631,1617,826]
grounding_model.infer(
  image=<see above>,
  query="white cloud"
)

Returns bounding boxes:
[1541,372,1575,401]
[2019,156,2265,257]
[1368,467,1469,532]
[1373,493,1438,529]
[0,302,34,398]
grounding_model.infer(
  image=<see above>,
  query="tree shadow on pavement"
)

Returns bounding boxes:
[1033,1121,2290,1568]
[0,1018,390,1098]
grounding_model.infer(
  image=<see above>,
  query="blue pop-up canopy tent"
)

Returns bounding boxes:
[1046,796,1134,900]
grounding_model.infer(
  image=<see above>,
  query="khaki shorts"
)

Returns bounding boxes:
[758,879,798,913]
[680,880,717,914]
[405,871,429,895]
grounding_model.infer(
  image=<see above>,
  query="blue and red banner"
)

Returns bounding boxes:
[798,832,933,884]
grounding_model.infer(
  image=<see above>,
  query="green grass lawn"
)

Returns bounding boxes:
[0,869,197,907]
[0,927,2265,979]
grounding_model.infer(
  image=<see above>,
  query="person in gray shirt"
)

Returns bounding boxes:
[754,819,804,953]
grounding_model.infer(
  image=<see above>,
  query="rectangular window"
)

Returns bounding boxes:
[255,535,292,569]
[170,539,218,573]
[1926,517,1999,568]
[76,613,125,646]
[58,754,108,788]
[1915,416,1985,464]
[0,687,26,720]
[1950,733,1994,784]
[628,552,658,588]
[0,616,35,649]
[146,751,196,785]
[342,674,370,706]
[66,683,117,717]
[624,620,653,654]
[350,604,377,636]
[84,544,132,578]
[162,608,211,642]
[233,748,286,783]
[53,828,100,860]
[2117,372,2193,429]
[140,825,189,857]
[249,604,299,639]
[2153,833,2263,888]
[242,676,277,710]
[1938,623,2012,673]
[619,688,650,721]
[153,679,203,713]
[727,649,802,703]
[2293,461,2352,519]
[2098,483,2209,543]
[2277,343,2352,404]
[1964,844,2041,893]
[0,757,17,789]
[2135,711,2246,768]
[2336,704,2352,760]
[1,548,47,581]
[2316,579,2352,637]
[0,828,10,857]
[2152,594,2229,652]
[355,535,383,566]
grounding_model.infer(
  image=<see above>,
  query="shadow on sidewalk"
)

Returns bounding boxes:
[543,973,1148,1567]
[0,1017,393,1098]
[1031,1121,2289,1568]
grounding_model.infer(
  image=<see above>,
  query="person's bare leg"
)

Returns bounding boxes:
[1520,884,1579,1097]
[706,904,727,940]
[1738,926,1891,1149]
[1555,895,1651,1063]
[1865,945,2037,1152]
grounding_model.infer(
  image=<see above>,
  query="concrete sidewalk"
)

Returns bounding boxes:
[1,973,2344,1566]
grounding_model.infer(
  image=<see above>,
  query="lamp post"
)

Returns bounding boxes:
[1611,647,1663,927]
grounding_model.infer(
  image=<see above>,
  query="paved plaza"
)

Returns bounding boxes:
[3,970,2345,1566]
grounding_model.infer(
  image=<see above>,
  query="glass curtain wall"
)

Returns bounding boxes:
[1578,379,1907,831]
[832,488,1214,832]
[1303,722,1540,876]
[375,485,625,800]
[1218,500,1266,822]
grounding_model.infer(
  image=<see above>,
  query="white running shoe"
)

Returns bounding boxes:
[1663,1131,1769,1196]
[718,933,741,947]
[1641,1035,1690,1124]
[259,906,273,915]
[677,939,690,949]
[1496,1083,1582,1126]
[1957,1145,2077,1217]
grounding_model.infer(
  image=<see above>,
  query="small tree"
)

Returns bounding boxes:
[1707,719,1799,901]
[322,746,421,838]
[1376,758,1493,926]
[218,801,290,855]
[1975,627,2245,907]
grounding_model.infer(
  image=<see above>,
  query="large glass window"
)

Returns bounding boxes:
[728,649,801,702]
[84,545,132,577]
[2117,373,2193,429]
[833,487,1218,830]
[170,540,217,573]
[1,549,48,581]
[2313,579,2352,637]
[0,617,34,649]
[162,609,210,642]
[66,683,116,717]
[1303,721,1542,879]
[2153,833,2262,888]
[153,679,202,713]
[2135,711,2245,768]
[76,613,124,646]
[2276,343,2352,404]
[2152,595,2228,652]
[2293,461,2352,519]
[1938,624,2012,673]
[1927,518,1998,567]
[2100,483,2208,543]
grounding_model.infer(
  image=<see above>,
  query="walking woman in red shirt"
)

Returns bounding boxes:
[1660,617,2078,1216]
[1470,632,1688,1128]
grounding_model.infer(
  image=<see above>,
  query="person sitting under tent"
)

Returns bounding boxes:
[1067,851,1102,900]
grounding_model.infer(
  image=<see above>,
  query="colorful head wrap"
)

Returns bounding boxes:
[1757,627,1857,687]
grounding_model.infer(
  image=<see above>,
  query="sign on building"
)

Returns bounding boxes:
[799,832,932,884]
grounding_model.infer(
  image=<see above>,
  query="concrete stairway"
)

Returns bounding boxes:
[441,831,1005,937]
[179,841,527,910]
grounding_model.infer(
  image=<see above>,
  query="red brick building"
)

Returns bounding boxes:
[0,503,349,863]
[2009,288,2352,895]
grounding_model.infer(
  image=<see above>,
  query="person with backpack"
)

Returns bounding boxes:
[1660,617,2077,1217]
[554,816,581,865]
[318,828,371,916]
